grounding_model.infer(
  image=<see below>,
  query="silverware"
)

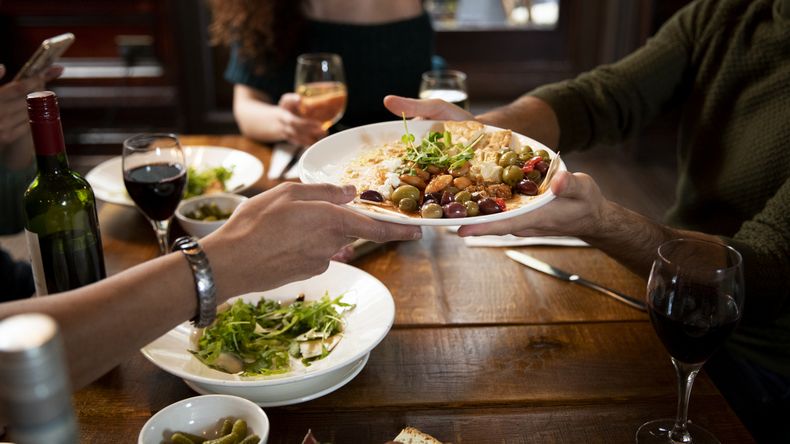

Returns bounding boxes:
[505,249,646,311]
[278,146,305,180]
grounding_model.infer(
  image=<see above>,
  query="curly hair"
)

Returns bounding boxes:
[208,0,305,72]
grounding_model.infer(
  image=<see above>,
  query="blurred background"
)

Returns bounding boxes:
[0,0,690,159]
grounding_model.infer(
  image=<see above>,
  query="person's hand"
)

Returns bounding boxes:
[276,92,327,146]
[202,182,422,298]
[383,95,475,121]
[459,171,609,239]
[0,64,63,148]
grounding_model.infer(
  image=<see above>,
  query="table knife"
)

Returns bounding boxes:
[505,250,646,311]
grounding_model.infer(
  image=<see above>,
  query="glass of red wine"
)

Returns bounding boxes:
[637,239,744,444]
[122,134,187,255]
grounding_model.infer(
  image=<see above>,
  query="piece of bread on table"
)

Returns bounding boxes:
[392,426,443,444]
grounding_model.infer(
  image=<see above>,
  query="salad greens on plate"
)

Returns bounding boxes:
[185,165,235,199]
[192,292,354,376]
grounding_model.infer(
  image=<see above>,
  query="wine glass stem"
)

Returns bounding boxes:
[151,219,171,256]
[670,357,703,443]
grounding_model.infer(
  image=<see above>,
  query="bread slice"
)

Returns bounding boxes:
[393,426,443,444]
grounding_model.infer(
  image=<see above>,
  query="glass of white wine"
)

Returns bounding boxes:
[419,69,470,111]
[294,53,347,131]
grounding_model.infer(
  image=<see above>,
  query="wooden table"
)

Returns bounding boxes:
[69,136,753,443]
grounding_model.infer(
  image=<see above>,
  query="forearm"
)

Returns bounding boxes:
[586,200,723,278]
[476,95,560,149]
[0,252,197,390]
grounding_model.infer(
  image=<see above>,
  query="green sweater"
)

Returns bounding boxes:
[531,0,790,376]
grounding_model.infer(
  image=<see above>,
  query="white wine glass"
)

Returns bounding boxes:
[294,53,347,131]
[122,134,187,255]
[637,238,744,444]
[419,69,470,111]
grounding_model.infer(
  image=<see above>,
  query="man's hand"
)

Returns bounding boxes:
[277,93,327,146]
[383,95,474,121]
[459,171,609,239]
[202,182,422,299]
[0,64,63,163]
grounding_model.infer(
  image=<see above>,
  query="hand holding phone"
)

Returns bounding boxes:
[14,33,74,81]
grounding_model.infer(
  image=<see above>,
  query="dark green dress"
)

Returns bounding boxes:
[225,13,434,131]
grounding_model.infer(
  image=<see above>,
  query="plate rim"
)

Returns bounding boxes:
[85,145,264,206]
[140,261,394,387]
[297,119,564,226]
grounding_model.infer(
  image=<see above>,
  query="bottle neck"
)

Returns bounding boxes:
[36,151,70,173]
[29,116,69,173]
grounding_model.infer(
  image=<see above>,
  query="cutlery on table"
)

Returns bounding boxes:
[505,249,646,311]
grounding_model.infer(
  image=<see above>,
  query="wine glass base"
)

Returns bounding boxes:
[636,419,720,444]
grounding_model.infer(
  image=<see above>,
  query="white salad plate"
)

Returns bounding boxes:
[85,146,264,206]
[141,261,394,407]
[298,120,566,226]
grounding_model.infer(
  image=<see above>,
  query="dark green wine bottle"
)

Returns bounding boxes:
[23,91,106,295]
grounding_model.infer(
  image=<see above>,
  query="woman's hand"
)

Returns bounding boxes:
[277,93,327,146]
[202,182,422,299]
[0,64,63,150]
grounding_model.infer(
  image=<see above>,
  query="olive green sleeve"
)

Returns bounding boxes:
[0,162,36,235]
[528,0,711,152]
[724,178,790,322]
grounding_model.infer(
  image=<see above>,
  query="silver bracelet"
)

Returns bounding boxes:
[172,236,217,328]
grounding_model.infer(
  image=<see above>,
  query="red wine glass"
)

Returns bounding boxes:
[637,238,744,444]
[122,134,187,255]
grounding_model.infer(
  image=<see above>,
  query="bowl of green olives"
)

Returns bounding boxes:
[138,394,268,444]
[175,193,247,238]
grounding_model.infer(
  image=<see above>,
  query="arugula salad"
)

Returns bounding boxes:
[192,292,354,376]
[185,165,235,199]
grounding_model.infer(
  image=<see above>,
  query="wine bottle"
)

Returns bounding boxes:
[0,313,78,444]
[23,91,106,295]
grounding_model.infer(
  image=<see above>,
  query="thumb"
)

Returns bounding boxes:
[550,171,595,199]
[278,92,301,113]
[0,64,6,80]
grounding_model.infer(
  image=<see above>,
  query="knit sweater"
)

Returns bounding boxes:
[530,0,790,376]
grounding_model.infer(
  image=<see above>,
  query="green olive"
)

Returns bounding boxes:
[398,197,418,212]
[239,436,261,444]
[171,433,198,444]
[421,202,443,218]
[454,190,472,204]
[526,169,542,183]
[518,151,534,162]
[445,186,460,196]
[464,201,480,217]
[498,151,518,167]
[513,143,531,155]
[390,185,420,205]
[538,149,550,161]
[502,165,525,186]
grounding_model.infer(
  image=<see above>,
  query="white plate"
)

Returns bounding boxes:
[85,146,264,206]
[298,120,565,226]
[141,261,394,406]
[184,353,369,407]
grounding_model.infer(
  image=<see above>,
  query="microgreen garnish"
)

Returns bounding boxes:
[400,115,483,172]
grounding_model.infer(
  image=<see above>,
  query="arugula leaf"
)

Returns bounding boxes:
[192,293,353,376]
[400,117,483,172]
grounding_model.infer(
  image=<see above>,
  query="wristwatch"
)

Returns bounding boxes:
[172,236,217,327]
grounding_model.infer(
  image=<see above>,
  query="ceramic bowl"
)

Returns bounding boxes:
[175,193,247,238]
[137,394,269,444]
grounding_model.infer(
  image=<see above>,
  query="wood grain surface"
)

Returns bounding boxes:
[5,135,751,443]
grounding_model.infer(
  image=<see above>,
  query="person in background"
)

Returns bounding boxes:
[385,0,789,441]
[0,63,63,301]
[209,0,434,147]
[0,182,422,390]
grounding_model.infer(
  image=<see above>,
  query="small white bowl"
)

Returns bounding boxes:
[176,193,247,238]
[138,394,269,444]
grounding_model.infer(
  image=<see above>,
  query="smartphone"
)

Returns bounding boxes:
[14,33,75,81]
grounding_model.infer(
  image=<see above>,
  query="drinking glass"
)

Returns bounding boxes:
[637,239,744,444]
[122,134,187,255]
[294,53,347,131]
[419,69,470,111]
